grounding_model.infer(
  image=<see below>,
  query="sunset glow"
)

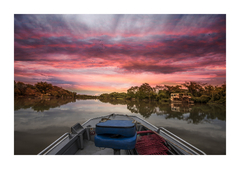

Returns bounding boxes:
[14,14,226,95]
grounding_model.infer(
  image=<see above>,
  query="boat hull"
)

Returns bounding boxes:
[38,114,206,155]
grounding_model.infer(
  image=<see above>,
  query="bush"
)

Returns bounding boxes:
[193,95,211,103]
[14,88,21,96]
[25,88,36,96]
[157,92,168,101]
[35,82,53,94]
[125,96,132,100]
[159,98,169,102]
[200,95,211,103]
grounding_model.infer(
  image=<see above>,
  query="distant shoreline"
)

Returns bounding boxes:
[14,81,226,104]
[14,81,98,99]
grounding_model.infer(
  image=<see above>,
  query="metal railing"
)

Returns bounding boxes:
[159,127,206,155]
[38,132,69,155]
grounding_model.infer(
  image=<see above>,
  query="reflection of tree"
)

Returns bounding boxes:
[14,97,76,112]
[99,98,226,124]
[162,104,226,124]
[99,98,127,105]
[165,112,185,120]
[21,95,224,124]
[185,104,226,124]
[185,111,207,124]
[127,101,157,118]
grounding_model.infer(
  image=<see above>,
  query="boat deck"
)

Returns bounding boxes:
[39,114,206,155]
[75,139,127,155]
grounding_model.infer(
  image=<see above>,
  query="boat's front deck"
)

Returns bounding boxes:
[75,139,127,155]
[41,114,206,155]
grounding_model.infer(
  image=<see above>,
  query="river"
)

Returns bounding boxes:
[14,97,226,155]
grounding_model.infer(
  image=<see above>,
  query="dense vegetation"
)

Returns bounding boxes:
[99,82,226,104]
[14,81,77,98]
[183,81,226,104]
[14,81,225,104]
[14,81,97,100]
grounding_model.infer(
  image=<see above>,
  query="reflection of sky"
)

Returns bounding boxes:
[148,113,225,139]
[15,100,226,137]
[14,100,130,131]
[146,113,226,154]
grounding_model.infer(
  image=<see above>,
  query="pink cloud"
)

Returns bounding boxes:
[14,14,226,94]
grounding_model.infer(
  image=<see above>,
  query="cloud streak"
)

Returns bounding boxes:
[14,14,226,94]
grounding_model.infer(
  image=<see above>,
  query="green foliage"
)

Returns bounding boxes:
[208,85,226,104]
[76,94,98,99]
[126,83,186,102]
[127,86,139,95]
[182,81,226,104]
[125,95,132,100]
[192,95,211,103]
[126,81,225,104]
[164,85,183,96]
[182,81,205,97]
[99,93,111,99]
[200,95,211,103]
[157,92,168,101]
[137,83,153,100]
[99,92,127,100]
[159,98,170,103]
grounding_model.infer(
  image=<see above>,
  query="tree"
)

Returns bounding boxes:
[153,85,165,94]
[25,88,36,96]
[204,84,214,96]
[127,86,139,94]
[182,81,205,97]
[137,83,153,100]
[35,82,53,94]
[127,86,139,99]
[164,85,182,96]
[16,82,27,95]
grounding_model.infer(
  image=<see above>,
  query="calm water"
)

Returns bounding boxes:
[14,98,226,155]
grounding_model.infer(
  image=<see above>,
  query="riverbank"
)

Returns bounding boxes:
[14,81,226,105]
[98,82,226,104]
[14,81,98,100]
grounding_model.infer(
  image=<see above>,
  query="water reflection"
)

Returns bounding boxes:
[15,97,226,124]
[14,98,226,155]
[170,103,192,112]
[15,97,78,112]
[99,98,226,124]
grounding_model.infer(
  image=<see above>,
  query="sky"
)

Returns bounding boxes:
[14,14,226,95]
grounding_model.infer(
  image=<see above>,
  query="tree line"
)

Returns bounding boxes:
[14,81,226,104]
[99,82,226,104]
[14,81,99,99]
[14,81,77,98]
